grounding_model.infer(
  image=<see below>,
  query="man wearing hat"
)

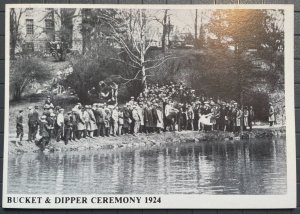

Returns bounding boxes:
[43,104,50,118]
[16,110,24,144]
[45,96,53,107]
[129,96,135,106]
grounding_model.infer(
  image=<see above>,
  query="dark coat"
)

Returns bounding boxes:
[249,110,255,121]
[64,115,72,129]
[39,121,50,137]
[28,112,35,125]
[123,108,132,128]
[152,108,159,126]
[144,107,153,127]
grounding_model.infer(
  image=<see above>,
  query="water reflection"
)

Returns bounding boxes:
[8,138,286,195]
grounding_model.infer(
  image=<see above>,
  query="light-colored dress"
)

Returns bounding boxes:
[77,111,85,131]
[269,106,275,122]
[157,109,164,129]
[88,109,97,131]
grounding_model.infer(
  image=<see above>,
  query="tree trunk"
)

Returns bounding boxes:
[194,9,198,46]
[161,10,168,53]
[10,9,17,59]
[13,87,22,101]
[140,9,147,90]
[167,16,171,48]
[141,65,147,90]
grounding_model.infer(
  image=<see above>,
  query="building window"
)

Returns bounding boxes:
[25,8,33,16]
[45,19,54,32]
[26,19,34,35]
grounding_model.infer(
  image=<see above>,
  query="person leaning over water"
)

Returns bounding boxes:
[38,115,51,148]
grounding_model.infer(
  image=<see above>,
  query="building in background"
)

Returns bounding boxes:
[17,8,82,54]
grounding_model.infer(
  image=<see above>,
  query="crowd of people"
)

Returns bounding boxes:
[15,82,276,147]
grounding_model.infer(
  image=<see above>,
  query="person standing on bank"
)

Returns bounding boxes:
[236,106,242,132]
[111,106,119,137]
[269,103,275,127]
[132,105,141,136]
[71,109,78,140]
[64,112,72,145]
[76,106,85,139]
[27,106,35,142]
[32,106,39,140]
[248,106,255,131]
[16,110,24,145]
[243,107,249,131]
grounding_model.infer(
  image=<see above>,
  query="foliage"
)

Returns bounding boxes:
[10,57,51,100]
[63,43,133,103]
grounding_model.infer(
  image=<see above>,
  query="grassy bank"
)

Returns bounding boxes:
[8,127,286,155]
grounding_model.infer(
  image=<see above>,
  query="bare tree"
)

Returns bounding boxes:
[153,9,169,52]
[194,9,198,42]
[10,8,24,59]
[101,9,177,90]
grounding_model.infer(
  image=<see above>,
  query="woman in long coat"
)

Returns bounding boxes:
[87,107,97,137]
[152,104,159,131]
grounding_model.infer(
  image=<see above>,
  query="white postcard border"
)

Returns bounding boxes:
[2,3,296,209]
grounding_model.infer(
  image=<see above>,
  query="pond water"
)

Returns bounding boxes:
[7,137,286,195]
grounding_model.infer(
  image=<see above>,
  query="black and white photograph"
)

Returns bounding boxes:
[2,4,296,209]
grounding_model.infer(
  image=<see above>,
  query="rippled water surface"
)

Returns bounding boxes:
[8,137,286,194]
